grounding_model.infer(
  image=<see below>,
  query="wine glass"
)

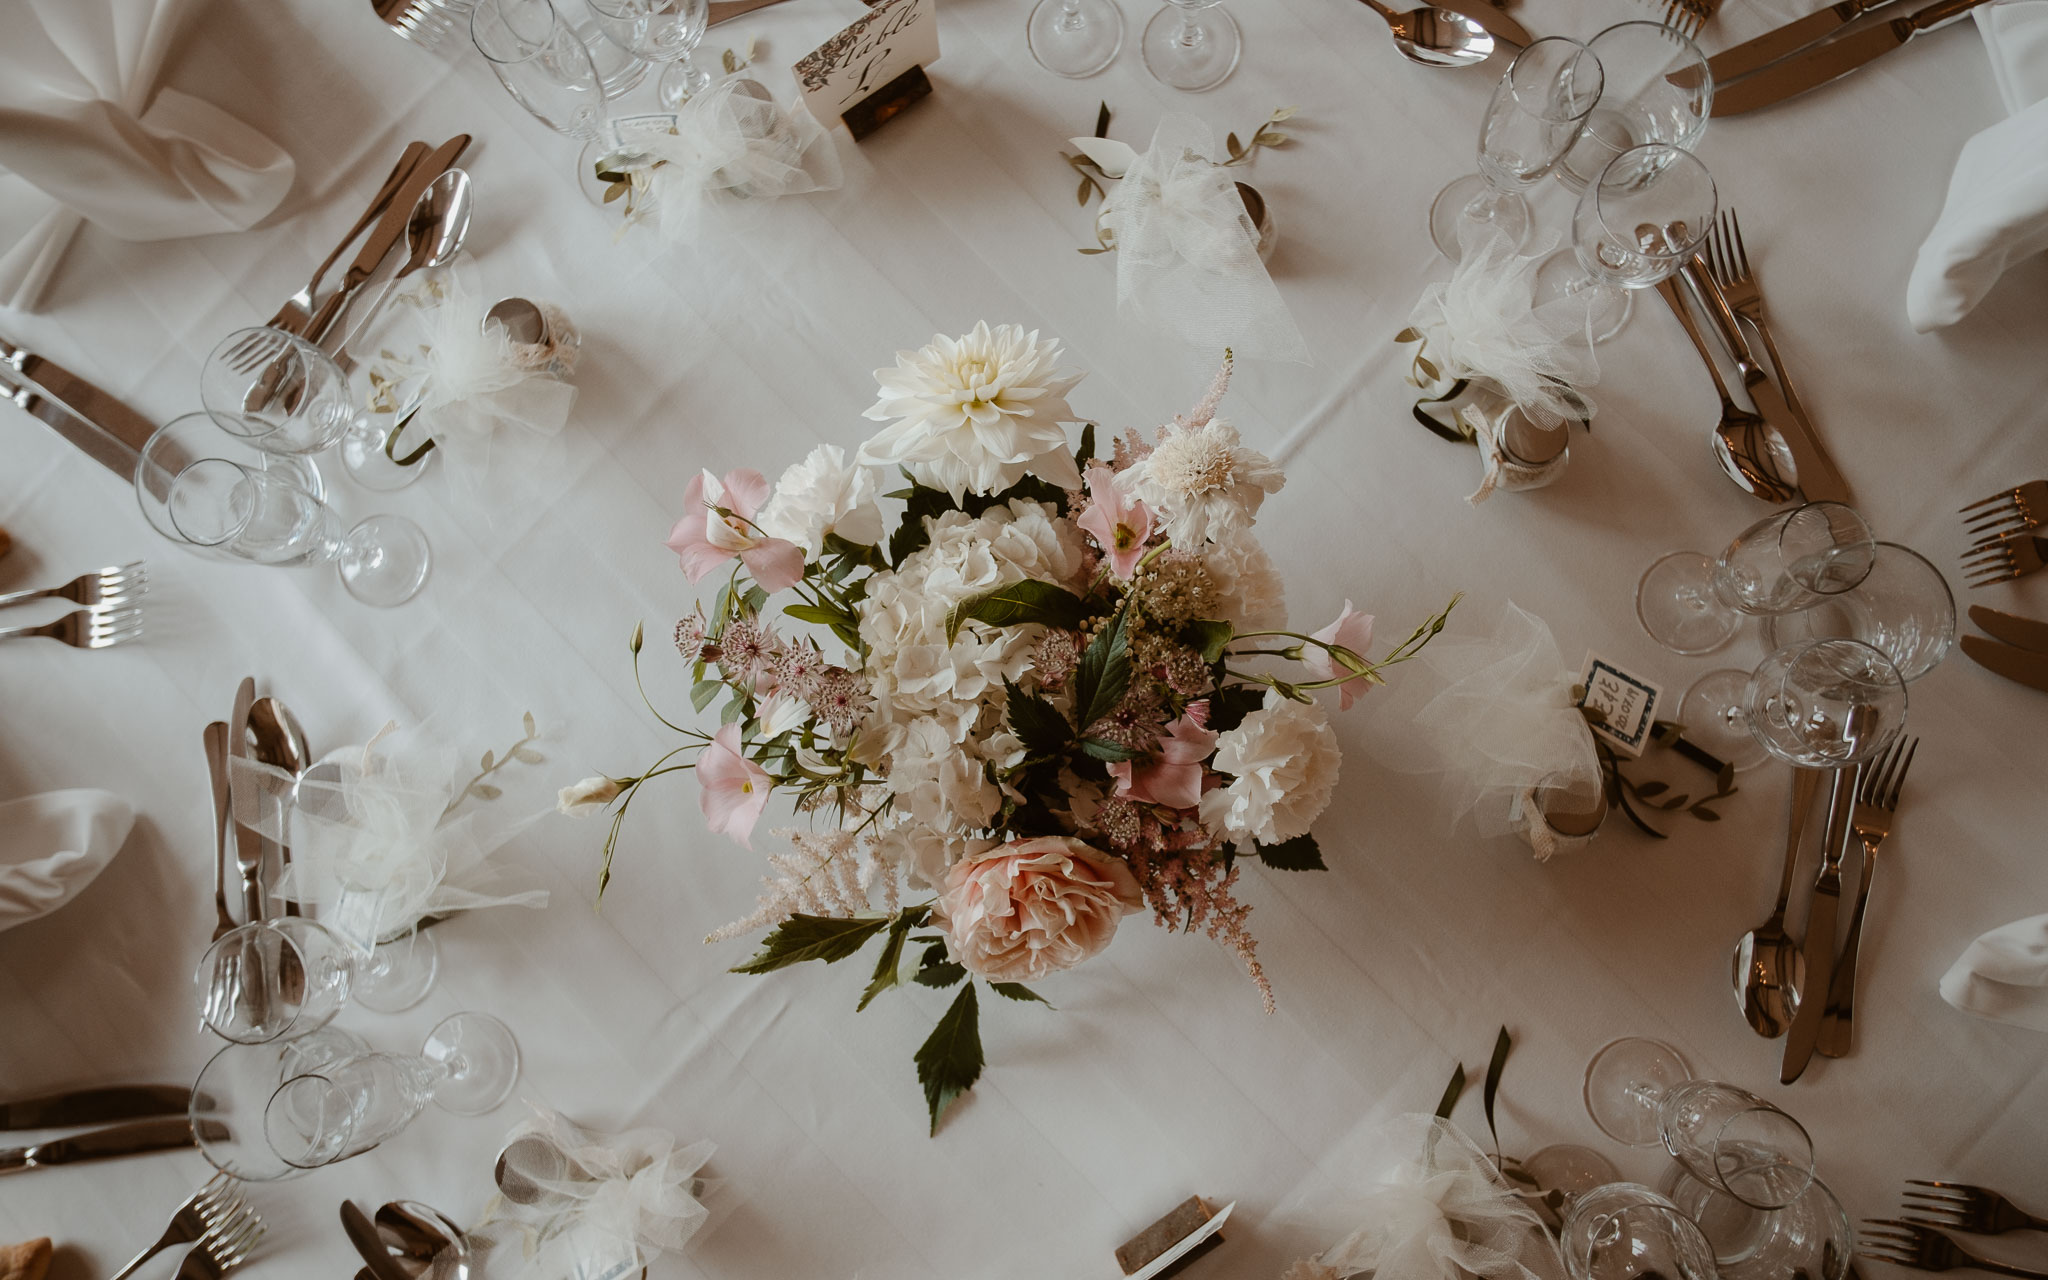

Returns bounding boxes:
[1555,22,1712,192]
[1682,636,1906,772]
[1583,1038,1816,1210]
[1030,0,1123,78]
[1760,542,1956,682]
[1637,501,1876,656]
[1560,1183,1720,1280]
[196,919,441,1043]
[1140,0,1241,92]
[134,412,325,560]
[585,0,711,109]
[201,329,356,456]
[1664,1164,1855,1280]
[566,0,651,97]
[473,0,609,141]
[191,1028,372,1182]
[1428,37,1605,260]
[1533,142,1714,342]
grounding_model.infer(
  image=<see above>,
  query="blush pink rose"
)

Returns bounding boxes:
[932,836,1144,982]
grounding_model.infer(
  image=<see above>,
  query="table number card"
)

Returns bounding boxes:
[1576,653,1663,759]
[793,0,939,140]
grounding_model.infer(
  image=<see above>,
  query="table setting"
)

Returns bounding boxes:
[2,0,2047,1275]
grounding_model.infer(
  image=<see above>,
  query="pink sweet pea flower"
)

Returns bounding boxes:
[665,468,806,593]
[1075,463,1153,578]
[1107,703,1217,809]
[699,722,772,847]
[1305,600,1376,710]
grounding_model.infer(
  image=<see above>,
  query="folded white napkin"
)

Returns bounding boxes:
[1940,913,2048,1032]
[0,789,134,932]
[0,0,295,311]
[1906,0,2048,331]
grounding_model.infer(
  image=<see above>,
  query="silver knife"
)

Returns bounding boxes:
[0,331,158,455]
[0,368,142,479]
[1782,706,1873,1084]
[1707,0,1909,83]
[228,678,266,924]
[1961,633,2048,693]
[1969,605,2048,655]
[0,1118,193,1173]
[304,134,471,348]
[1713,0,1994,116]
[709,0,794,23]
[0,1086,191,1131]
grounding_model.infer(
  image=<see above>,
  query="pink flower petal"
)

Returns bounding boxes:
[1308,600,1376,711]
[721,469,772,520]
[740,539,807,593]
[699,722,771,847]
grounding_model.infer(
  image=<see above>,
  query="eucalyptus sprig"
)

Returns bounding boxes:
[1579,708,1738,838]
[1059,101,1116,207]
[1222,105,1298,167]
[449,711,545,815]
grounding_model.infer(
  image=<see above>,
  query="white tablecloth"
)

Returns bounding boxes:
[3,0,2047,1276]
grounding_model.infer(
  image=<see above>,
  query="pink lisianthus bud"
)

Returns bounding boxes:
[1075,463,1154,579]
[1305,600,1375,710]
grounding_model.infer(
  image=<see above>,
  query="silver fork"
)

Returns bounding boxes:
[1962,532,2047,587]
[373,0,468,50]
[1961,480,2048,540]
[108,1174,246,1280]
[0,605,143,648]
[174,1210,266,1280]
[1817,734,1915,1058]
[0,562,146,611]
[1903,1182,2048,1236]
[217,326,296,378]
[1862,1220,2048,1278]
[1645,0,1713,38]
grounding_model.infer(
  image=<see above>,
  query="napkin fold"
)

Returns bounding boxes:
[1940,913,2048,1032]
[0,789,134,932]
[0,0,295,311]
[1906,0,2048,331]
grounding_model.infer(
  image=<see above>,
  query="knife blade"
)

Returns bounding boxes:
[0,1118,193,1173]
[1962,633,2048,693]
[1707,0,1907,83]
[303,133,471,347]
[342,1201,415,1280]
[1712,0,1992,116]
[268,141,430,334]
[0,1086,191,1131]
[1782,760,1859,1083]
[1969,605,2048,655]
[710,0,795,23]
[205,720,239,942]
[228,678,265,924]
[0,368,142,479]
[0,333,158,455]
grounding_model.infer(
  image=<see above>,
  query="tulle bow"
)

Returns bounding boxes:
[1408,229,1598,431]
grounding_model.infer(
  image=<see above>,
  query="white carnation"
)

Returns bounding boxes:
[1201,531,1287,632]
[1117,418,1284,547]
[1199,690,1341,847]
[756,444,884,556]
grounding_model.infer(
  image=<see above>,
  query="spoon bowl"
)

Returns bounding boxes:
[1356,0,1496,67]
[334,168,474,364]
[1732,768,1820,1037]
[375,1200,465,1276]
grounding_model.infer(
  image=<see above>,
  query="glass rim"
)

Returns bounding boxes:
[195,920,321,1041]
[166,456,258,548]
[1588,17,1708,58]
[1592,143,1716,262]
[1778,500,1874,596]
[1709,1101,1815,1209]
[1506,36,1606,124]
[472,0,565,65]
[265,1070,357,1169]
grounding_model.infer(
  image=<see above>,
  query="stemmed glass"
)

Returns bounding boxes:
[1559,1183,1720,1280]
[1637,501,1876,656]
[1428,37,1605,261]
[1029,0,1124,78]
[586,0,711,109]
[1555,22,1712,192]
[1584,1038,1817,1211]
[1664,1164,1856,1280]
[1681,636,1907,773]
[1533,142,1715,342]
[1140,0,1241,92]
[1760,542,1956,682]
[190,1028,370,1181]
[204,326,430,493]
[196,919,441,1044]
[473,0,609,141]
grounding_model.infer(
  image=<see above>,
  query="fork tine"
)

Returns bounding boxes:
[1883,737,1917,808]
[1902,1189,1972,1206]
[1906,1180,1969,1192]
[1726,208,1751,282]
[1860,734,1902,803]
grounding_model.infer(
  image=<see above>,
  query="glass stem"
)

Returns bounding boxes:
[1058,0,1085,29]
[1176,6,1202,47]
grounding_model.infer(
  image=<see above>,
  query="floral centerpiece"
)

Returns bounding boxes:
[567,322,1454,1132]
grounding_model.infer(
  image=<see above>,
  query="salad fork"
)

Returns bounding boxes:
[175,1211,265,1280]
[0,605,143,649]
[0,562,146,611]
[108,1174,247,1280]
[1962,532,2047,587]
[1962,480,2048,540]
[1817,734,1915,1057]
[1903,1182,2048,1236]
[1862,1220,2048,1278]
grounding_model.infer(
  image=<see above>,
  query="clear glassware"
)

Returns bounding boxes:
[195,919,440,1043]
[585,0,710,109]
[1555,22,1712,192]
[1029,0,1124,77]
[1664,1163,1855,1280]
[473,0,609,140]
[567,0,650,97]
[1760,542,1956,682]
[1583,1039,1817,1211]
[1559,1183,1720,1280]
[1683,636,1907,771]
[190,1030,370,1182]
[1533,143,1714,342]
[1140,0,1241,92]
[201,329,357,456]
[136,412,325,560]
[1636,501,1876,656]
[1428,37,1604,261]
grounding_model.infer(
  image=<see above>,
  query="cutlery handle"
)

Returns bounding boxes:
[0,584,53,608]
[1911,0,1993,29]
[1816,839,1876,1057]
[1654,279,1743,404]
[1970,1259,2048,1280]
[0,618,59,641]
[106,1230,181,1280]
[1677,254,1756,367]
[204,722,238,941]
[0,1144,32,1173]
[308,143,428,300]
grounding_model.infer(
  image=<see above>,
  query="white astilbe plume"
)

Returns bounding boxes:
[705,828,899,942]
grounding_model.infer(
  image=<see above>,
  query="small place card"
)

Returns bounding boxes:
[1117,1197,1233,1280]
[1576,653,1663,759]
[793,0,939,139]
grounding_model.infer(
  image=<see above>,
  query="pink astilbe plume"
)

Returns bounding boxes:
[1129,848,1273,1013]
[1175,350,1234,431]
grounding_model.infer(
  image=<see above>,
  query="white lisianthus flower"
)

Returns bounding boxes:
[1199,690,1341,847]
[857,322,1085,501]
[1118,418,1284,547]
[557,776,621,816]
[756,692,813,738]
[756,444,884,556]
[1200,531,1288,632]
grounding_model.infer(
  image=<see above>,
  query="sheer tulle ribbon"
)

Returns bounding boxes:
[1407,229,1598,431]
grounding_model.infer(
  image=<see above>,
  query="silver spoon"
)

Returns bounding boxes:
[1354,0,1496,67]
[336,168,474,370]
[1731,768,1817,1038]
[375,1201,465,1277]
[483,297,547,346]
[248,697,311,919]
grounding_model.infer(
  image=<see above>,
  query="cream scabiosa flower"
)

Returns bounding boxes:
[857,322,1085,501]
[1117,418,1284,547]
[1199,690,1341,847]
[756,444,884,556]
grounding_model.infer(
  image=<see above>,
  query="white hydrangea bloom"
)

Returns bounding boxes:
[1199,689,1341,848]
[1200,531,1288,632]
[756,444,885,555]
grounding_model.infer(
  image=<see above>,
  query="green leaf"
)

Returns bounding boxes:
[889,481,958,567]
[1255,833,1325,871]
[785,603,856,628]
[1255,130,1288,146]
[729,914,889,974]
[990,982,1051,1006]
[1435,1062,1466,1120]
[1183,619,1234,664]
[1079,737,1142,763]
[690,679,722,713]
[1093,100,1112,138]
[522,710,537,737]
[472,782,501,801]
[1395,326,1422,343]
[829,620,864,653]
[511,745,544,764]
[742,586,769,614]
[915,984,984,1135]
[945,579,1089,644]
[1004,680,1073,756]
[1072,606,1131,730]
[1415,354,1441,382]
[603,182,626,204]
[914,941,968,988]
[1077,177,1092,207]
[1693,806,1723,822]
[1075,422,1097,469]
[480,750,495,771]
[1078,247,1111,255]
[1634,780,1668,798]
[1226,131,1244,157]
[1482,1026,1512,1157]
[858,906,932,1011]
[1270,105,1300,121]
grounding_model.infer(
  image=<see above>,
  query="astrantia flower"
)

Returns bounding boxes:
[857,322,1085,501]
[1117,419,1284,547]
[716,618,780,688]
[1199,690,1341,847]
[1305,600,1375,711]
[700,723,772,847]
[1076,463,1152,578]
[756,444,884,556]
[674,614,707,662]
[665,468,806,592]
